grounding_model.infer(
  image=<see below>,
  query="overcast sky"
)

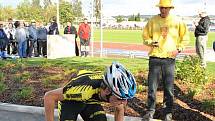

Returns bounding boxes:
[1,0,214,16]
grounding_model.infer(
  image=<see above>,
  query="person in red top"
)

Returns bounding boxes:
[78,18,91,57]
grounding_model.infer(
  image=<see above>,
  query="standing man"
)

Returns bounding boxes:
[48,17,59,35]
[28,20,38,57]
[194,9,210,68]
[0,22,9,59]
[37,22,48,57]
[14,21,28,58]
[78,18,91,57]
[64,21,79,56]
[142,0,189,121]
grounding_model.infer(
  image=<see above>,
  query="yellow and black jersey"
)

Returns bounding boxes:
[62,70,104,104]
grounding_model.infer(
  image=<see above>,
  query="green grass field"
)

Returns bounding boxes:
[93,29,215,48]
[1,57,214,76]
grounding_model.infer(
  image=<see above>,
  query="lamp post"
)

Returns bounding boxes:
[91,0,94,57]
[57,0,60,30]
[100,0,103,57]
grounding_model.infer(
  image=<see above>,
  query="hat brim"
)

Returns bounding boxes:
[156,4,174,8]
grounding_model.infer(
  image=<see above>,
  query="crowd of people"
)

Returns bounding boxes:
[0,19,50,59]
[0,16,92,59]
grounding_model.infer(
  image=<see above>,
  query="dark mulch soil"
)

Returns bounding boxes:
[0,66,214,121]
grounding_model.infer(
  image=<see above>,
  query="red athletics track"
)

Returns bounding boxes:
[89,41,196,54]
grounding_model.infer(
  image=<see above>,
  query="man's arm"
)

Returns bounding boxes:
[114,104,125,121]
[44,88,64,121]
[142,21,154,47]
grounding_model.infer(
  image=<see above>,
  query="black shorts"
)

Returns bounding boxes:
[58,100,107,121]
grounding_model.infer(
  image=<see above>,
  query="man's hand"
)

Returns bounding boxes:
[168,49,181,57]
[151,41,159,47]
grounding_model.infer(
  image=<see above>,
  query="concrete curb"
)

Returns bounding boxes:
[0,102,142,121]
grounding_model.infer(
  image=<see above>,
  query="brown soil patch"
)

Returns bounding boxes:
[0,67,214,121]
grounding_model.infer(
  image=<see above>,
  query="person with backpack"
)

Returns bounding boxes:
[0,22,9,59]
[44,62,136,121]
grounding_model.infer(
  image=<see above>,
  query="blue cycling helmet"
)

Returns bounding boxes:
[103,62,136,99]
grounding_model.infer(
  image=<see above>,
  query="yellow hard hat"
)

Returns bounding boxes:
[156,0,174,8]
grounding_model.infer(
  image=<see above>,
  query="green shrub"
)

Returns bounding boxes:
[176,55,207,85]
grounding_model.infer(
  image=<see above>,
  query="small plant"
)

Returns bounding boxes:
[186,86,203,98]
[13,87,33,99]
[202,99,215,111]
[12,75,23,83]
[0,82,7,93]
[176,55,208,85]
[41,60,52,68]
[136,84,147,93]
[22,71,31,80]
[42,74,63,88]
[0,72,4,81]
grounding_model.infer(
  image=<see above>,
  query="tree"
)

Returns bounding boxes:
[0,6,15,21]
[71,0,83,20]
[135,13,141,21]
[43,0,52,8]
[116,15,124,23]
[16,0,32,21]
[128,14,135,21]
[60,1,74,24]
[128,13,141,21]
[94,0,101,22]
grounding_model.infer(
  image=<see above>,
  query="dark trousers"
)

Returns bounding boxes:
[28,40,38,57]
[7,41,17,55]
[38,41,47,56]
[146,57,175,114]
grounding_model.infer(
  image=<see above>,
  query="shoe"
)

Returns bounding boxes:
[164,113,172,121]
[142,112,154,121]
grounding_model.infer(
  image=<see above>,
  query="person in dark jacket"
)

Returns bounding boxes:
[48,17,59,35]
[0,22,9,59]
[37,22,47,57]
[194,9,210,68]
[28,20,38,57]
[64,22,79,56]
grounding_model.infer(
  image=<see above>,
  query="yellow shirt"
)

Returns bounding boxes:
[142,15,189,58]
